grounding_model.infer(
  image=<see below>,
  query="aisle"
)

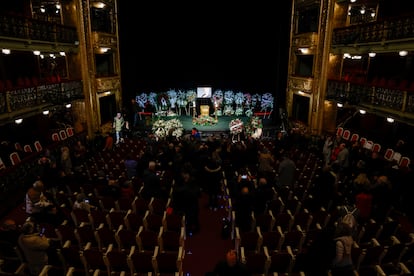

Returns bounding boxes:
[183,192,234,276]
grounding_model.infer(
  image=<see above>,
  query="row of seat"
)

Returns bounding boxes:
[40,243,185,276]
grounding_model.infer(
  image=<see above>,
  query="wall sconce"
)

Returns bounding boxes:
[15,118,23,124]
[337,102,343,108]
[359,109,366,114]
[386,117,394,123]
[65,103,72,108]
[2,49,11,55]
[33,50,41,56]
[59,51,66,56]
[42,110,50,115]
[100,47,110,53]
[368,52,376,57]
[298,48,310,54]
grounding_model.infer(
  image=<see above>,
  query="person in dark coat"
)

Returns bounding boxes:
[171,166,201,235]
[141,160,162,200]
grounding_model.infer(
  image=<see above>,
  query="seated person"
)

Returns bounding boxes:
[25,180,57,225]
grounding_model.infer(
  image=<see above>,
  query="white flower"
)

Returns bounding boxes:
[152,118,184,140]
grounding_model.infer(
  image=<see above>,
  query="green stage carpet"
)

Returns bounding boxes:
[136,114,280,135]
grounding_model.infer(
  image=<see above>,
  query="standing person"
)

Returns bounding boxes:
[18,221,50,276]
[113,112,126,145]
[322,134,334,166]
[141,161,162,200]
[277,152,296,188]
[60,146,73,176]
[208,249,251,276]
[124,153,138,180]
[204,151,222,211]
[171,165,201,235]
[257,146,275,182]
[330,223,354,276]
[130,97,140,129]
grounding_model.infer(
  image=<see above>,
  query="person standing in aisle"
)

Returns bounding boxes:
[113,112,127,144]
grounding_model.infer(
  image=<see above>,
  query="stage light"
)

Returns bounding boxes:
[337,102,343,108]
[15,118,23,124]
[359,109,366,114]
[43,110,50,115]
[65,103,72,108]
[33,50,41,56]
[2,49,11,55]
[369,52,376,57]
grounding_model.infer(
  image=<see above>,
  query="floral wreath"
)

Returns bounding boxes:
[152,118,183,140]
[245,116,263,137]
[229,118,244,135]
[157,93,169,110]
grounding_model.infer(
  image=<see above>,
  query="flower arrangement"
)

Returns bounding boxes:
[167,89,177,109]
[261,93,274,110]
[192,115,218,126]
[152,118,184,140]
[245,116,263,137]
[186,90,196,103]
[136,93,148,109]
[157,93,169,111]
[229,118,244,135]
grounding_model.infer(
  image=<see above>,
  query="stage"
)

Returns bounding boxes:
[133,114,281,139]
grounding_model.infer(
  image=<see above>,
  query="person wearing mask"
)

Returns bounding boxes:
[18,221,50,275]
[209,249,251,276]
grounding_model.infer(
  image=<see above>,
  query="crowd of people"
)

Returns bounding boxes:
[0,121,413,275]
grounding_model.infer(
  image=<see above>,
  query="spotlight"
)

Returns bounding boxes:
[386,117,394,123]
[42,110,50,115]
[368,52,376,57]
[2,49,11,55]
[359,109,366,114]
[15,118,23,124]
[65,103,72,108]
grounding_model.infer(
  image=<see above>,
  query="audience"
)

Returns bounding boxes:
[18,220,50,275]
[1,124,413,276]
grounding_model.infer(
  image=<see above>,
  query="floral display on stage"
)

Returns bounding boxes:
[245,116,263,139]
[229,118,244,135]
[152,118,183,140]
[133,88,274,118]
[192,115,218,126]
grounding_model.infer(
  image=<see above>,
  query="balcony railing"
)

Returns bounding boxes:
[0,80,83,116]
[0,14,77,44]
[327,79,414,119]
[333,14,414,45]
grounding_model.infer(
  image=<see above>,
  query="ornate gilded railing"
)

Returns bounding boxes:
[333,14,414,45]
[0,14,77,44]
[0,80,83,115]
[327,79,414,117]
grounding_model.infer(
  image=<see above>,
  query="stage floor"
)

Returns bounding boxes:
[136,114,279,134]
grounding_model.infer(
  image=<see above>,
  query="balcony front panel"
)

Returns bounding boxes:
[96,76,121,92]
[288,76,314,92]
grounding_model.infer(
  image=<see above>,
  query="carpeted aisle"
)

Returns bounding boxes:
[183,192,234,276]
